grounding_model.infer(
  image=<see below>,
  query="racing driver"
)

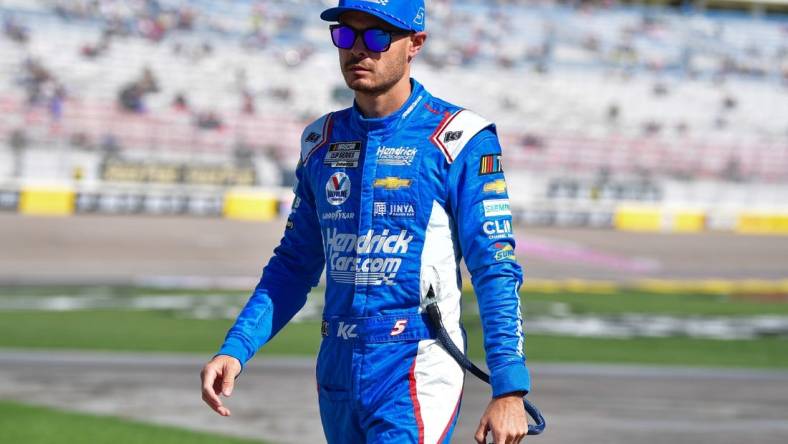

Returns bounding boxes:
[201,1,531,443]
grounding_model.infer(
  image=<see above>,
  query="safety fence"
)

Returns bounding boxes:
[2,183,787,235]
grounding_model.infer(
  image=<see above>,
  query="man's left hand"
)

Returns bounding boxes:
[474,392,528,444]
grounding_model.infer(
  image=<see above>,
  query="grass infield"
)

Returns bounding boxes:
[0,400,266,444]
[0,287,786,368]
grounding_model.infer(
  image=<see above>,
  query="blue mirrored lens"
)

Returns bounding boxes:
[331,26,356,49]
[363,29,392,52]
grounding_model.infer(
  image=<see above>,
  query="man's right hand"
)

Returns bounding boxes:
[200,355,242,417]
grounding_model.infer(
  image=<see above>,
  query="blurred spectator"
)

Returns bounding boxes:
[19,58,53,105]
[119,83,145,113]
[643,120,662,136]
[48,83,67,124]
[3,16,28,43]
[606,103,620,123]
[118,67,160,113]
[176,5,196,31]
[194,112,223,130]
[723,156,744,182]
[242,91,256,115]
[722,95,737,111]
[172,93,189,113]
[139,68,159,94]
[81,33,111,59]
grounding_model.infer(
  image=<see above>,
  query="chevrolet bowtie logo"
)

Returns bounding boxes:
[373,177,412,190]
[483,179,507,194]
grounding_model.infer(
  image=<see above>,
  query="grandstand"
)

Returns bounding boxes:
[1,0,787,225]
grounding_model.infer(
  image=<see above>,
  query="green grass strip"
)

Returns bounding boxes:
[519,290,788,317]
[1,311,786,369]
[0,400,265,444]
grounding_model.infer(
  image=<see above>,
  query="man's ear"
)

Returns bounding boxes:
[407,32,427,63]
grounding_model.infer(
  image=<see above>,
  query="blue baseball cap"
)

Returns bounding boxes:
[321,0,426,33]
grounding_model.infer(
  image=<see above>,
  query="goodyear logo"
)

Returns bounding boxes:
[483,180,507,194]
[373,177,412,190]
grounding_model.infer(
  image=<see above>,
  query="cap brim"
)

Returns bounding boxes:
[320,6,411,31]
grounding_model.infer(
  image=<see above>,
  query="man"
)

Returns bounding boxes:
[201,1,531,443]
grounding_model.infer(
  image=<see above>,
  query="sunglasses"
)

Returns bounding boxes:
[330,24,411,53]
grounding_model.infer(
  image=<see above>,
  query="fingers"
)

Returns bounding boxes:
[201,390,231,416]
[221,363,236,397]
[200,366,222,409]
[475,418,489,444]
[200,364,232,416]
[493,428,505,444]
[482,418,527,444]
[503,424,528,444]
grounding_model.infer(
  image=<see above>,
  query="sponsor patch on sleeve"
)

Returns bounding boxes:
[482,179,507,194]
[479,154,504,175]
[493,242,516,261]
[483,219,513,239]
[482,199,511,217]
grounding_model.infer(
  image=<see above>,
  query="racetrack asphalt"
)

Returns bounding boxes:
[2,213,787,286]
[1,350,787,444]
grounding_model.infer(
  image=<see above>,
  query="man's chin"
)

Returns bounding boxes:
[346,78,378,93]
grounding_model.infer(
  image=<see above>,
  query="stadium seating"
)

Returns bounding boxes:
[1,0,786,184]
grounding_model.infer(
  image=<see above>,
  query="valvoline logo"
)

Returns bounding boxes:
[326,172,350,206]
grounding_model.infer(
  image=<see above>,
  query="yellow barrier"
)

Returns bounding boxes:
[614,206,706,233]
[614,205,662,232]
[736,212,788,235]
[223,190,278,221]
[19,186,75,216]
[673,210,706,233]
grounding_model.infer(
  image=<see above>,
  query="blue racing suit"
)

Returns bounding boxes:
[218,78,530,444]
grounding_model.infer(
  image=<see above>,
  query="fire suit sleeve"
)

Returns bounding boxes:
[217,160,325,368]
[447,127,530,398]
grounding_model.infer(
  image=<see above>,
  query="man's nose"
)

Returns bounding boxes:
[350,33,368,59]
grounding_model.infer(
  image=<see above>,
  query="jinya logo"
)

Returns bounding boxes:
[326,172,350,206]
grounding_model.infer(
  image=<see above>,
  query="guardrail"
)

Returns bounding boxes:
[2,183,787,234]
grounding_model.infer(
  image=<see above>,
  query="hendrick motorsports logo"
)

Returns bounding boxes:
[325,228,413,286]
[326,172,351,205]
[377,146,417,166]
